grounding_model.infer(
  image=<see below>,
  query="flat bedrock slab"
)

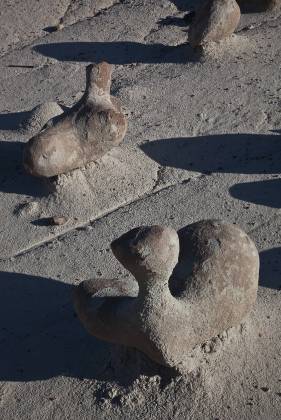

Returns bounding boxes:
[0,1,281,417]
[0,144,159,259]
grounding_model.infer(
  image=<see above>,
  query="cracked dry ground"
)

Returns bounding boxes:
[0,1,281,419]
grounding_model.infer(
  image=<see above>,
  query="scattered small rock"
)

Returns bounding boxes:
[218,330,228,341]
[202,342,212,353]
[52,216,68,226]
[202,336,223,353]
[15,201,40,217]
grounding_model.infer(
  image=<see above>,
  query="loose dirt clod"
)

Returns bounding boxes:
[23,62,127,177]
[51,216,68,226]
[188,0,241,47]
[73,220,259,368]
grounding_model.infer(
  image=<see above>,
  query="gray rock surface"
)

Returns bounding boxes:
[0,0,281,419]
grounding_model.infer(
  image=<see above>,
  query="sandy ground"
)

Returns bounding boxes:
[0,0,281,419]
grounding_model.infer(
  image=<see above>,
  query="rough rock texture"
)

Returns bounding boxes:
[237,0,281,12]
[189,0,241,47]
[1,1,281,418]
[60,0,119,27]
[20,101,63,136]
[73,220,259,367]
[23,62,127,177]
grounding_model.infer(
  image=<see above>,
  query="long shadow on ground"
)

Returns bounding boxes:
[0,254,279,382]
[0,110,30,131]
[0,272,115,382]
[140,133,281,175]
[0,140,46,196]
[34,41,199,64]
[230,179,281,208]
[0,272,174,384]
[259,248,281,290]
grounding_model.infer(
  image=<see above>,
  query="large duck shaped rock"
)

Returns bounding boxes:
[73,220,259,367]
[188,0,241,47]
[23,62,127,177]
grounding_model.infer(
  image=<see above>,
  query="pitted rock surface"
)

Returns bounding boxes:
[23,62,127,177]
[73,220,259,367]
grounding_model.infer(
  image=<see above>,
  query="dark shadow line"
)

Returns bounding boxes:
[34,41,199,65]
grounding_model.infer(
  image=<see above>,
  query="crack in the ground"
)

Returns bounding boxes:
[0,0,122,62]
[152,166,166,191]
[58,0,123,32]
[2,172,207,261]
[60,0,76,26]
[247,210,281,237]
[4,169,279,261]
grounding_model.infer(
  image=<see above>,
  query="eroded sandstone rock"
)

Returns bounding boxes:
[73,220,259,367]
[189,0,241,47]
[20,101,64,136]
[23,62,127,177]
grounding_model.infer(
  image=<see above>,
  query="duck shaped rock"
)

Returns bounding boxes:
[73,220,259,367]
[188,0,241,47]
[23,62,127,177]
[237,0,280,12]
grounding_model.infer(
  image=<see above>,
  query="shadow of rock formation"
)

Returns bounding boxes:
[0,272,176,384]
[259,248,281,289]
[140,133,281,174]
[34,41,199,64]
[0,140,47,196]
[0,110,30,131]
[230,178,281,208]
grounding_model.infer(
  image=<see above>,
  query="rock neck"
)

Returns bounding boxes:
[83,63,113,107]
[135,272,173,304]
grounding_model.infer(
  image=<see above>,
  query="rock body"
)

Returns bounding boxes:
[237,0,280,12]
[23,62,127,177]
[73,220,259,367]
[188,0,241,47]
[21,101,64,136]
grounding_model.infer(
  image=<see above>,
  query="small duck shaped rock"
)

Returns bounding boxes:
[23,62,127,177]
[73,220,259,367]
[188,0,241,47]
[237,0,280,12]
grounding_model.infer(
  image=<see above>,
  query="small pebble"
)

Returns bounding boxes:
[52,216,68,226]
[203,342,212,353]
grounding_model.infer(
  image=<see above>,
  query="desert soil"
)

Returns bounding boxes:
[0,0,281,419]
